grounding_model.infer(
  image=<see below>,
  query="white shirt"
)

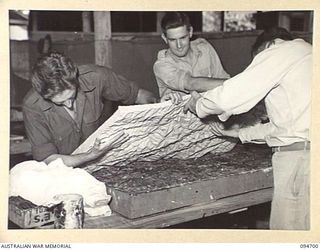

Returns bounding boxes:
[196,38,312,147]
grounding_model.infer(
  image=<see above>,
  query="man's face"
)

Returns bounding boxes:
[162,25,193,58]
[50,88,77,110]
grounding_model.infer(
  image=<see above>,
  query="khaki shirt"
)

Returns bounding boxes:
[153,38,230,98]
[23,64,139,161]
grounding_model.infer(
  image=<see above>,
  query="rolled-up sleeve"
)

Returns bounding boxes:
[153,60,189,97]
[98,67,139,105]
[195,44,304,121]
[239,122,274,144]
[22,106,58,161]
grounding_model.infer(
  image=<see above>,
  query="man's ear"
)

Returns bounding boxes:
[161,33,168,44]
[265,40,275,49]
[189,26,193,38]
[253,40,274,57]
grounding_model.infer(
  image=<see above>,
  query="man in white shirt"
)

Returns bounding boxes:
[184,27,311,230]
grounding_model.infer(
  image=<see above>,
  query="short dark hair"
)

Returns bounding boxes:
[161,12,191,35]
[251,27,294,57]
[31,52,79,99]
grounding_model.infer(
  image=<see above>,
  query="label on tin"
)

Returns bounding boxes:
[52,194,84,229]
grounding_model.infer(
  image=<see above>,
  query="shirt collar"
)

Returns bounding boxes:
[32,85,88,112]
[31,94,53,111]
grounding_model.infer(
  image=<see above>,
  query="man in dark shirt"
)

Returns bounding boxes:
[23,52,156,167]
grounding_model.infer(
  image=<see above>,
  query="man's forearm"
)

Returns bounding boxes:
[238,122,272,144]
[184,77,226,92]
[44,152,95,168]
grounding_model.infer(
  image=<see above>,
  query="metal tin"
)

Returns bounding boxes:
[52,194,84,229]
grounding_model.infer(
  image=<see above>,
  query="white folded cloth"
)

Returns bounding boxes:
[9,158,111,217]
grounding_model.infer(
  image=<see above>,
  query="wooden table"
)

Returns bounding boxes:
[9,187,273,229]
[84,186,273,229]
[85,144,274,229]
[9,144,274,229]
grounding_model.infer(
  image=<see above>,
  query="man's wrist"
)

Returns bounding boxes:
[228,128,240,138]
[85,150,97,162]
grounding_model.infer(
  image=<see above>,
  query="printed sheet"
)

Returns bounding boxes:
[73,98,237,172]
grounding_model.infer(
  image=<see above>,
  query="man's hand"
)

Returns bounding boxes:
[160,92,183,104]
[183,91,201,115]
[209,122,240,138]
[89,132,129,159]
[44,132,129,168]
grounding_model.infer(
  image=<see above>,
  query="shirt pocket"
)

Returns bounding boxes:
[82,95,104,124]
[52,124,79,154]
[83,109,103,125]
[82,110,104,139]
[53,124,73,142]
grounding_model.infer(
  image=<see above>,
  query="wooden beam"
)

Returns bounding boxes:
[93,11,112,67]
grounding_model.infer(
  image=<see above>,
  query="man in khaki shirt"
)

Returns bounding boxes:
[23,52,156,167]
[153,12,229,103]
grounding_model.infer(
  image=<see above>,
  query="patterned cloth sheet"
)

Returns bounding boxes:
[73,97,238,173]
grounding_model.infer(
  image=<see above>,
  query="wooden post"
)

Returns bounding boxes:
[307,11,313,32]
[31,11,38,32]
[82,11,92,33]
[93,11,112,67]
[156,12,165,33]
[278,12,290,31]
[221,11,225,32]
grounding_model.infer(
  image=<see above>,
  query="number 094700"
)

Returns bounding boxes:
[300,244,319,249]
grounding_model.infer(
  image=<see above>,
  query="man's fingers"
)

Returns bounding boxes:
[93,138,101,148]
[161,93,183,104]
[172,96,178,104]
[191,91,201,99]
[183,101,190,114]
[173,93,183,104]
[161,96,169,102]
[209,122,225,136]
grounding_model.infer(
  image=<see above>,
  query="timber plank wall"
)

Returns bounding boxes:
[10,31,312,107]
